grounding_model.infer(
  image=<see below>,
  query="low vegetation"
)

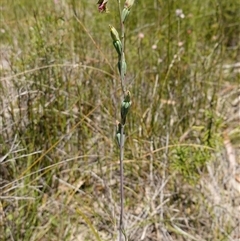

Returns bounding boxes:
[0,0,239,240]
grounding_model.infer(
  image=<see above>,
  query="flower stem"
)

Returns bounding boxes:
[117,2,126,240]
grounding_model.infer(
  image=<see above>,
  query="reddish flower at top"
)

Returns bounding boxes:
[97,0,108,13]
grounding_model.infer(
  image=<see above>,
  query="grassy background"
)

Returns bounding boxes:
[1,0,240,240]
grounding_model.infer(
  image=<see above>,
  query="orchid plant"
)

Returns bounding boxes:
[97,0,135,240]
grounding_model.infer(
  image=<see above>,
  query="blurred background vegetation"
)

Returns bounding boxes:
[0,0,239,240]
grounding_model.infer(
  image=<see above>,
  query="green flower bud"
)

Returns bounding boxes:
[116,121,125,147]
[124,90,131,102]
[109,25,120,42]
[113,40,122,56]
[121,8,130,23]
[109,25,122,56]
[118,59,127,76]
[124,0,135,9]
[121,91,131,125]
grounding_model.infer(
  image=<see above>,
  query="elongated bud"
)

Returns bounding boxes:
[116,121,125,147]
[118,60,127,76]
[124,0,135,9]
[122,0,135,23]
[124,90,131,102]
[113,40,122,56]
[121,8,130,23]
[109,25,122,55]
[121,91,131,125]
[109,25,120,42]
[118,53,127,76]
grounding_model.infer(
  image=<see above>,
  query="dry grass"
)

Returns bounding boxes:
[0,0,240,240]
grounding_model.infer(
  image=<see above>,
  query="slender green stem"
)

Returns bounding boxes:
[117,0,131,240]
[120,29,126,95]
[118,0,126,95]
[117,2,126,241]
[119,123,124,241]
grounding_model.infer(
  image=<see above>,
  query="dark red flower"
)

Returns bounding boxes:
[97,0,108,13]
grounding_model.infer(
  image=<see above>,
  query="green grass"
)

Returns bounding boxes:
[1,0,240,240]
